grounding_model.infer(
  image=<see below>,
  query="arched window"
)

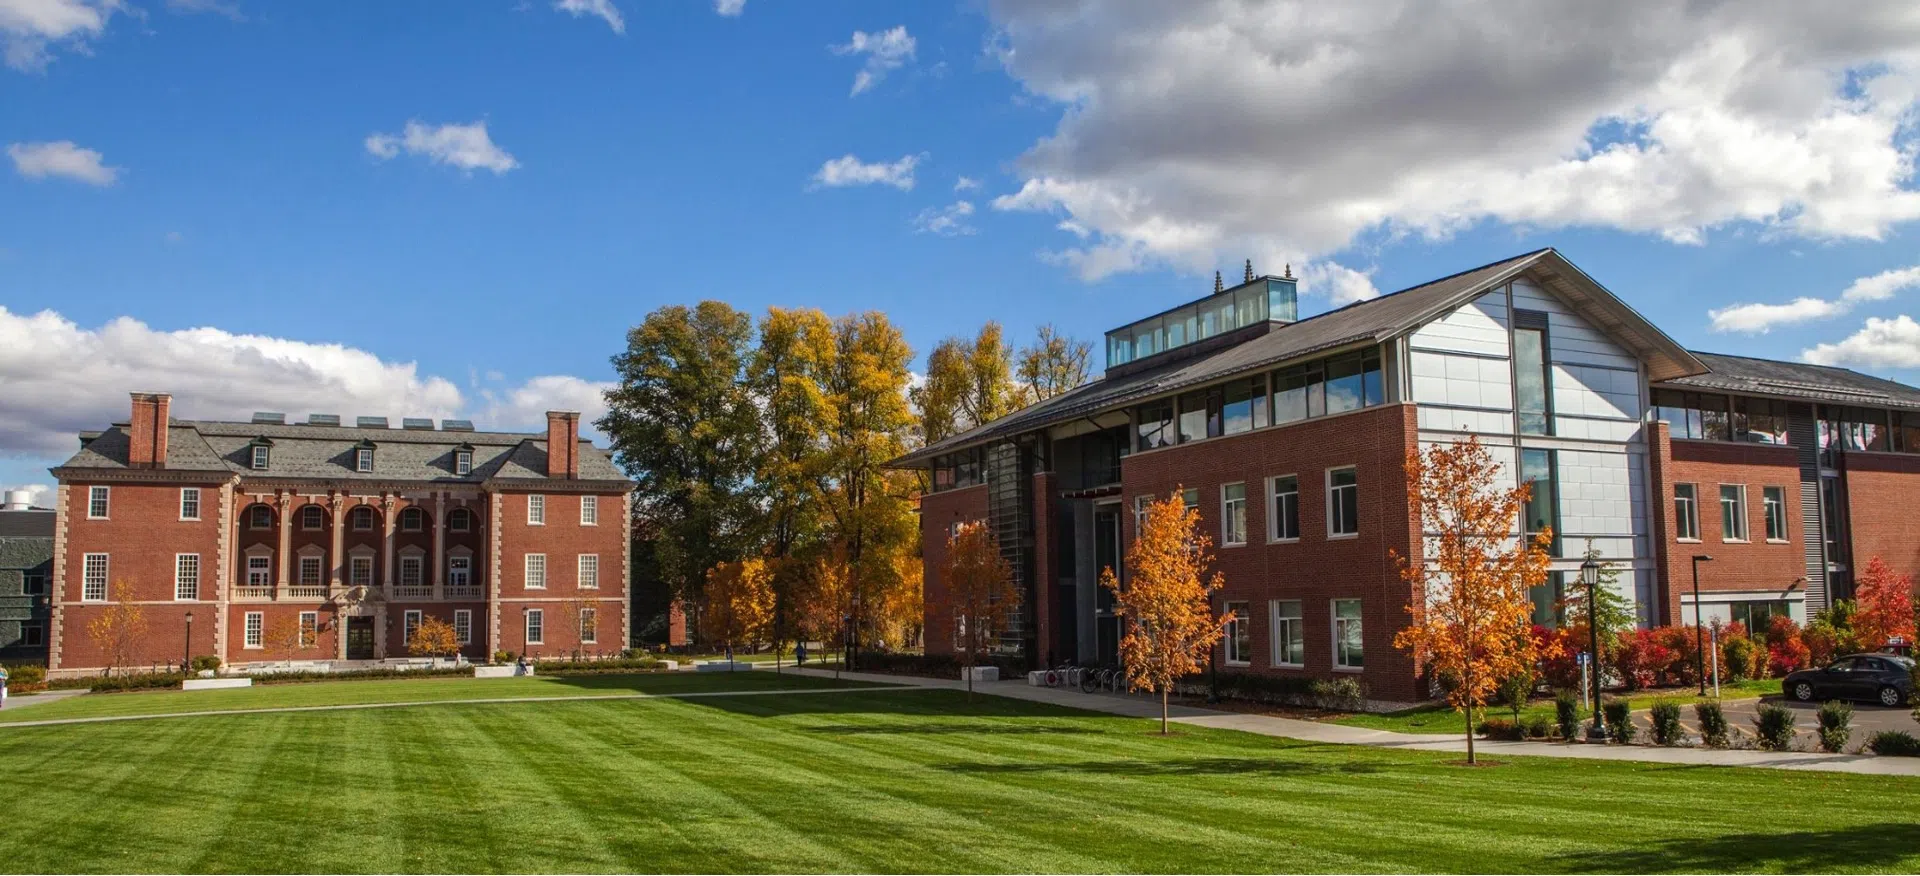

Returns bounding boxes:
[301,506,325,530]
[400,507,425,531]
[448,508,472,533]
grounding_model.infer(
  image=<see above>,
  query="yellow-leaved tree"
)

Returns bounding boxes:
[703,558,775,654]
[86,580,147,678]
[408,615,461,661]
[939,520,1018,701]
[1101,490,1232,734]
[1393,436,1558,764]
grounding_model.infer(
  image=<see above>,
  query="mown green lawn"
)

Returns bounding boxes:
[0,683,1914,873]
[1330,679,1782,734]
[0,669,871,724]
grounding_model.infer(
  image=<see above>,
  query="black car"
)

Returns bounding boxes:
[1783,653,1914,707]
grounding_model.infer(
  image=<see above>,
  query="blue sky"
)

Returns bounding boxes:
[4,1,1920,499]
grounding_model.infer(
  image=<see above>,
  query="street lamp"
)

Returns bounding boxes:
[183,609,195,673]
[1581,557,1606,741]
[1691,555,1714,696]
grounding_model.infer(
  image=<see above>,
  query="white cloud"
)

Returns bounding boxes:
[1300,261,1378,306]
[810,153,920,191]
[364,120,518,175]
[554,0,623,34]
[912,200,976,236]
[1709,264,1920,333]
[0,306,607,462]
[7,139,117,185]
[832,25,914,96]
[954,175,980,192]
[1802,314,1920,368]
[985,1,1920,282]
[165,0,243,20]
[1,482,53,508]
[714,0,744,16]
[0,0,121,71]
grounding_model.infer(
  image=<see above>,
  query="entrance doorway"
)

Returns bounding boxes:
[345,617,375,660]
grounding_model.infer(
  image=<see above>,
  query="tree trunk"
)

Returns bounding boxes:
[1465,705,1477,765]
[1161,687,1170,735]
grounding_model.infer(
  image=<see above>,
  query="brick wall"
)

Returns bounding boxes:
[1841,451,1920,585]
[495,490,630,659]
[1653,438,1806,622]
[57,481,225,671]
[919,483,989,657]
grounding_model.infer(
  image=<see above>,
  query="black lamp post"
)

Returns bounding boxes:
[182,609,194,673]
[1691,555,1714,696]
[1581,557,1606,740]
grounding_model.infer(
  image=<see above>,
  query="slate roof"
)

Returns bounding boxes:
[1660,352,1920,412]
[52,419,630,485]
[0,509,55,539]
[894,248,1702,467]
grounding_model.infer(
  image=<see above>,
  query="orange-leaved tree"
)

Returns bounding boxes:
[939,520,1018,700]
[1392,436,1558,764]
[1853,556,1916,651]
[703,557,776,655]
[1101,490,1231,734]
[408,616,461,660]
[86,579,147,678]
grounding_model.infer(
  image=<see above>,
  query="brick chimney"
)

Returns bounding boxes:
[545,411,580,479]
[128,392,171,468]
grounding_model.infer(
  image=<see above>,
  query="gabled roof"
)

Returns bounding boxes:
[52,419,630,485]
[893,248,1703,467]
[1660,352,1920,412]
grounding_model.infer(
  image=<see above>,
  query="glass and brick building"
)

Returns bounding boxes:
[898,249,1920,704]
[45,394,633,676]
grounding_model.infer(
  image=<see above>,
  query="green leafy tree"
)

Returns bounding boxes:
[1559,539,1638,667]
[599,301,765,623]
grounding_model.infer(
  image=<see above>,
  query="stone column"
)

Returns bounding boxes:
[329,494,346,589]
[380,493,397,591]
[432,492,446,600]
[275,491,293,597]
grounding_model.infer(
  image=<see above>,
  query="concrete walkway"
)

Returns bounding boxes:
[775,666,1920,777]
[0,689,89,712]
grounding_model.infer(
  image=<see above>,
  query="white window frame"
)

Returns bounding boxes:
[525,553,547,589]
[453,609,473,644]
[1267,474,1300,542]
[449,508,471,533]
[351,507,374,532]
[403,609,422,644]
[250,445,270,470]
[355,447,374,473]
[1675,483,1700,541]
[179,487,201,521]
[349,555,374,587]
[298,555,324,586]
[247,555,273,587]
[82,553,109,601]
[525,609,544,645]
[527,494,546,525]
[580,495,598,526]
[1333,598,1364,670]
[1223,600,1250,665]
[298,612,318,648]
[174,553,200,601]
[399,555,424,588]
[1719,484,1748,543]
[1270,599,1304,668]
[1221,483,1247,547]
[400,508,423,532]
[301,505,325,530]
[577,554,599,589]
[1132,495,1150,538]
[448,556,472,588]
[243,612,264,649]
[580,606,598,644]
[1763,486,1788,543]
[1327,467,1360,539]
[87,486,109,520]
[454,451,473,476]
[248,505,274,530]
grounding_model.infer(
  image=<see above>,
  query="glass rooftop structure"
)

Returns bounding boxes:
[1105,276,1298,368]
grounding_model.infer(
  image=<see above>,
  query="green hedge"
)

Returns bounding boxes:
[1171,671,1368,711]
[533,656,663,675]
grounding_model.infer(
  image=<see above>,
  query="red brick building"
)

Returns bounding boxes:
[900,249,1920,705]
[47,394,634,676]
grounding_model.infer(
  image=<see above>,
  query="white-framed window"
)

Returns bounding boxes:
[453,609,473,644]
[174,553,200,601]
[298,612,318,648]
[298,555,324,586]
[1334,599,1364,669]
[355,447,374,473]
[1327,467,1359,538]
[248,505,274,530]
[1132,495,1150,538]
[179,487,201,521]
[403,609,422,644]
[1268,475,1300,541]
[454,450,473,476]
[400,508,423,531]
[448,556,472,588]
[247,555,272,587]
[1763,486,1788,542]
[301,505,325,530]
[1181,487,1199,513]
[87,486,110,520]
[525,553,547,589]
[527,494,546,525]
[577,554,599,589]
[244,612,264,648]
[580,607,598,644]
[1719,484,1748,542]
[82,553,109,601]
[580,495,598,526]
[350,555,373,587]
[1224,600,1250,665]
[1221,483,1247,546]
[525,609,544,644]
[250,444,270,470]
[1675,483,1699,541]
[1270,600,1304,667]
[350,507,374,531]
[399,555,424,588]
[449,508,472,532]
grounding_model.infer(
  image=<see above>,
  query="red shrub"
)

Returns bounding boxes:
[1610,628,1671,691]
[1654,625,1701,685]
[1534,625,1580,690]
[1765,615,1810,676]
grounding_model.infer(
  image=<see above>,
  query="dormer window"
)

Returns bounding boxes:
[249,438,273,470]
[454,445,474,476]
[354,441,376,473]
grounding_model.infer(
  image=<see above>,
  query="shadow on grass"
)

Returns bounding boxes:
[936,756,1383,777]
[1557,823,1917,873]
[806,722,1098,736]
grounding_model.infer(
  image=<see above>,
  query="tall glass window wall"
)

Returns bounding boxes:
[1133,347,1384,453]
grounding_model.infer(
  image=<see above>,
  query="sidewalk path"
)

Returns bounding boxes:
[0,689,89,712]
[771,665,1920,777]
